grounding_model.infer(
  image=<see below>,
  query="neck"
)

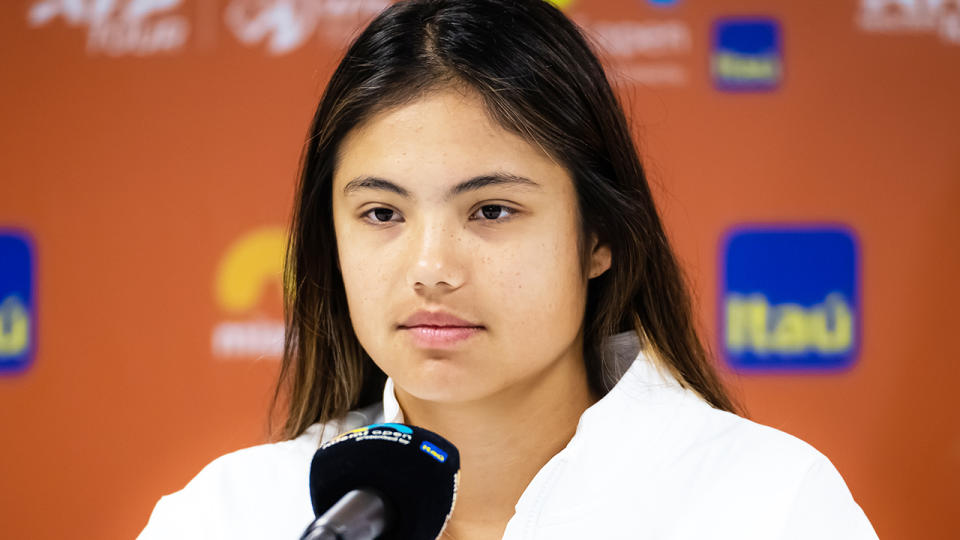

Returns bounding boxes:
[394,342,598,540]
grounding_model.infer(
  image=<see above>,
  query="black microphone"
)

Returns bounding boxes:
[300,423,460,540]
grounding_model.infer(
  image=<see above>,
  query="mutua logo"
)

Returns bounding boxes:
[211,226,286,360]
[857,0,960,45]
[720,225,860,372]
[28,0,190,56]
[0,230,36,375]
[711,17,783,92]
[581,19,692,86]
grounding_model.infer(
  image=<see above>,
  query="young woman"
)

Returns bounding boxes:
[139,1,878,538]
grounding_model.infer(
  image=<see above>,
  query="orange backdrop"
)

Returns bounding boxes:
[1,1,958,538]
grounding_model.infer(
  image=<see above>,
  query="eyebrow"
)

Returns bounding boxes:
[342,172,542,202]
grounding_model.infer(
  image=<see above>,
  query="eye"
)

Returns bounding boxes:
[360,207,403,225]
[470,204,517,223]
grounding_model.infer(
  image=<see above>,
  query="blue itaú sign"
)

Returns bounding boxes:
[720,226,860,372]
[712,17,783,92]
[0,229,36,375]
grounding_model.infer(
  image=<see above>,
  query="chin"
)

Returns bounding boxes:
[394,358,496,404]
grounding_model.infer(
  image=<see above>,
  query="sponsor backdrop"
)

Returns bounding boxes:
[1,0,957,538]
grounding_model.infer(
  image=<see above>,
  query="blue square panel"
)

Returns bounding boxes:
[720,225,860,372]
[712,17,783,92]
[0,230,36,375]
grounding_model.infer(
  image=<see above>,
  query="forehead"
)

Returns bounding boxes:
[333,89,570,194]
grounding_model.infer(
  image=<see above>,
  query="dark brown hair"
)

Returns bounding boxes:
[273,0,737,440]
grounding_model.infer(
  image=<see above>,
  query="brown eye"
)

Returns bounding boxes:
[372,208,394,222]
[472,204,516,222]
[483,205,504,219]
[361,207,401,224]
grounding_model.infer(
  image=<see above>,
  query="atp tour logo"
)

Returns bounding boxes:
[210,226,286,360]
[224,0,389,55]
[720,226,860,372]
[711,17,783,92]
[0,230,36,375]
[27,0,190,56]
[856,0,960,45]
[26,0,389,56]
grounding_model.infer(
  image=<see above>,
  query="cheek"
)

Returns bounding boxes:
[339,245,380,290]
[484,225,586,333]
[336,233,392,338]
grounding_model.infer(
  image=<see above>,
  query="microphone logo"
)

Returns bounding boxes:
[420,441,448,463]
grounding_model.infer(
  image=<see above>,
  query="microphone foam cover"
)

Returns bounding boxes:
[309,423,460,540]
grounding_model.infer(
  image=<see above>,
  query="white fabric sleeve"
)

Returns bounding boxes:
[778,453,879,539]
[135,457,227,540]
[136,484,223,540]
[137,492,195,540]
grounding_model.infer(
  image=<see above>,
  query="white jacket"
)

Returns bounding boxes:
[138,332,878,539]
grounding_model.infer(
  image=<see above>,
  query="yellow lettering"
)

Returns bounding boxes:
[0,296,30,356]
[725,292,854,355]
[713,52,780,81]
[726,293,770,353]
[771,304,808,352]
[808,293,854,352]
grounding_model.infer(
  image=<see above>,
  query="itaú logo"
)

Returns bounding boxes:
[720,226,860,372]
[211,226,286,360]
[0,231,35,375]
[711,17,782,92]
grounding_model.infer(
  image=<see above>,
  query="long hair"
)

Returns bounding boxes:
[272,0,738,440]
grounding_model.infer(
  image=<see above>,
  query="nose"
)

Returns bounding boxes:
[405,216,465,294]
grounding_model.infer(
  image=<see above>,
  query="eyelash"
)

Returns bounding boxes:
[360,204,518,226]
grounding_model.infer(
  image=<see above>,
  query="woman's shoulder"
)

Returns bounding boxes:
[688,399,829,468]
[668,403,877,537]
[547,370,878,537]
[137,402,384,540]
[607,353,834,473]
[618,372,847,483]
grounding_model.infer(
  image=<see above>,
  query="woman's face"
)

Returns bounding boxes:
[331,88,610,405]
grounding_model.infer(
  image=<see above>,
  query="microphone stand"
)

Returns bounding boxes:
[300,489,389,540]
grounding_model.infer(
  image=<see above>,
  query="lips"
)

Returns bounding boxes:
[398,310,484,348]
[399,310,482,328]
